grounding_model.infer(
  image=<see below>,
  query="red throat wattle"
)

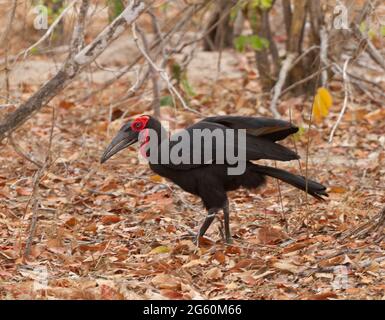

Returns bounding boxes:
[139,128,150,158]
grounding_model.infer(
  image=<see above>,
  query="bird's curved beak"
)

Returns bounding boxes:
[100,129,138,164]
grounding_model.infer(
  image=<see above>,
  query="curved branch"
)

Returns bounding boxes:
[0,1,147,141]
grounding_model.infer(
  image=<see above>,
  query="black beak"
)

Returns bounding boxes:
[100,129,138,164]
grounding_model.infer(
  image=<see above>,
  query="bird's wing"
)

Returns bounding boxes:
[156,120,298,171]
[201,116,298,141]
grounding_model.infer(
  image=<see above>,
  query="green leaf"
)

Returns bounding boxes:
[30,47,39,55]
[293,126,305,141]
[107,0,124,21]
[159,2,170,12]
[359,21,367,34]
[160,95,174,107]
[250,0,273,9]
[249,35,269,51]
[181,78,196,97]
[368,28,376,40]
[381,25,385,37]
[234,35,248,52]
[171,63,182,82]
[235,34,269,52]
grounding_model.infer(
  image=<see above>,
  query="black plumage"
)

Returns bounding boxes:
[101,115,328,244]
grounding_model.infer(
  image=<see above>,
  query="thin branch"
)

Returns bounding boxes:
[17,0,77,62]
[319,26,328,87]
[132,22,200,115]
[0,0,17,48]
[329,57,351,143]
[68,0,90,60]
[23,107,56,260]
[77,2,206,102]
[0,0,148,141]
[270,53,297,118]
[8,135,43,168]
[279,64,331,98]
[0,0,17,102]
[136,26,160,119]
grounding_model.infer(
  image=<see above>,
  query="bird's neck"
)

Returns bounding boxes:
[150,118,168,144]
[139,118,168,159]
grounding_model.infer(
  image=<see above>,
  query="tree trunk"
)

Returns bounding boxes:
[203,0,235,51]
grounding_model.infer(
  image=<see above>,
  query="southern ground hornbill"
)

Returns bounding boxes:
[101,115,328,244]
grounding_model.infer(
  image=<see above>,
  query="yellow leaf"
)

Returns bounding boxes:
[318,87,333,107]
[329,186,347,193]
[149,175,163,182]
[312,87,333,121]
[150,245,170,254]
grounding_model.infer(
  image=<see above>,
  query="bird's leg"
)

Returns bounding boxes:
[223,202,233,244]
[195,208,218,245]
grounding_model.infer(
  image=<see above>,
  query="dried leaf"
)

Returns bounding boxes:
[272,261,301,274]
[101,215,121,224]
[151,274,181,290]
[206,267,223,280]
[312,87,333,121]
[149,246,170,254]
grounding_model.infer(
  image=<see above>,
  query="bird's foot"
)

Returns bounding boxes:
[193,234,201,246]
[225,236,233,245]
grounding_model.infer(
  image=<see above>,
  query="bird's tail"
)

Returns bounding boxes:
[252,164,328,200]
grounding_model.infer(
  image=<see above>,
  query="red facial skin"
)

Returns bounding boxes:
[131,116,150,158]
[131,115,149,132]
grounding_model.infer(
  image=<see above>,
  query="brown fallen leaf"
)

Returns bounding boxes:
[182,259,205,269]
[65,217,78,227]
[230,258,263,272]
[206,267,223,280]
[272,261,301,274]
[101,215,121,224]
[212,251,226,264]
[151,274,181,290]
[160,289,184,299]
[15,187,31,196]
[257,226,288,244]
[329,186,347,193]
[306,291,338,300]
[59,100,75,110]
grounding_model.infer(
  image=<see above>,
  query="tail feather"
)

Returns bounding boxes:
[252,164,328,200]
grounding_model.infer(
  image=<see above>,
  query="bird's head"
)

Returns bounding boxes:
[100,115,152,164]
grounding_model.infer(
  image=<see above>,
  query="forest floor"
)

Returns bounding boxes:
[0,36,384,299]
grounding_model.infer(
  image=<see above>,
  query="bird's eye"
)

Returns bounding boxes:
[135,122,141,128]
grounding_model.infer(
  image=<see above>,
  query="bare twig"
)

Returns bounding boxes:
[0,0,17,48]
[279,64,331,98]
[329,57,351,143]
[23,108,56,260]
[270,53,297,118]
[8,135,43,168]
[68,0,90,59]
[355,27,385,71]
[319,26,328,87]
[0,1,148,141]
[16,0,77,62]
[136,26,160,119]
[340,206,385,241]
[132,22,200,115]
[0,0,17,102]
[77,2,206,103]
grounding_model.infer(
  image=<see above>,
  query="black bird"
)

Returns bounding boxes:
[101,115,328,244]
